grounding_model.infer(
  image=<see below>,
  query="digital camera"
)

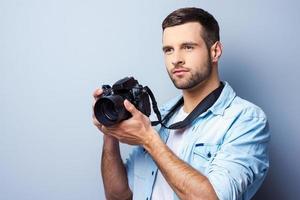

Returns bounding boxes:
[94,77,151,126]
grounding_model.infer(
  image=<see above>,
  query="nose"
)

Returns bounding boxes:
[171,51,185,67]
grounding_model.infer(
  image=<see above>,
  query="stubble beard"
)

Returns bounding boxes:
[168,58,212,90]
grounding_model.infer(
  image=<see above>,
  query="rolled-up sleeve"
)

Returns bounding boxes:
[207,116,270,200]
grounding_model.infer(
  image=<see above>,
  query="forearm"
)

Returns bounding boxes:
[144,131,218,200]
[101,135,132,200]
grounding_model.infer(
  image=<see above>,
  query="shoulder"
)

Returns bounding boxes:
[217,82,267,120]
[225,95,267,120]
[222,95,270,145]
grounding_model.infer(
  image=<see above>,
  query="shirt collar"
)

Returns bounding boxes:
[208,81,236,115]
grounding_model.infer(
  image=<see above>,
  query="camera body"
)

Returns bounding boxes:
[94,77,151,126]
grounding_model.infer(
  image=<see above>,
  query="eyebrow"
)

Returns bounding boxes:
[162,45,172,51]
[181,42,199,47]
[162,42,199,51]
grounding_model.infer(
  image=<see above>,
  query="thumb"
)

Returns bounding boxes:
[124,99,139,116]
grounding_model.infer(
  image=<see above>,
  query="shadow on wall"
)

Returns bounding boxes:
[220,55,299,200]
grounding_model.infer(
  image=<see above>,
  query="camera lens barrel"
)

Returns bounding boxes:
[94,95,131,126]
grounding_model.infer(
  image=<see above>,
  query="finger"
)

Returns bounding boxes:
[92,115,102,127]
[92,114,106,130]
[124,99,139,116]
[92,88,103,108]
[93,88,103,99]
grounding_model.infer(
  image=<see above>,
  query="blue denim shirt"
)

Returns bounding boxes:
[125,82,270,200]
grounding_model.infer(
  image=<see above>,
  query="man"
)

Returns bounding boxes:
[92,7,270,200]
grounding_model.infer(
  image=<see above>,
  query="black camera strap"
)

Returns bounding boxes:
[145,82,224,130]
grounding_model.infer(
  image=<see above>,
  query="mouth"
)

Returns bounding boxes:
[172,68,189,76]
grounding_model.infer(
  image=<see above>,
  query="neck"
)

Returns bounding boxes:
[182,73,220,113]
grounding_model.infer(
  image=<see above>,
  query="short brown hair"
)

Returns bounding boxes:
[162,7,220,48]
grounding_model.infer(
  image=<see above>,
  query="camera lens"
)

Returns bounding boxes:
[100,100,118,121]
[94,95,130,126]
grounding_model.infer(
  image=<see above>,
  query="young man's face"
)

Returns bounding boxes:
[162,22,212,90]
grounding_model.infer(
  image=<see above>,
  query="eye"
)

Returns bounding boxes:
[163,48,173,55]
[183,45,194,51]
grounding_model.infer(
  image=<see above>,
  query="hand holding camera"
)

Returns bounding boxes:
[93,77,151,127]
[92,77,157,145]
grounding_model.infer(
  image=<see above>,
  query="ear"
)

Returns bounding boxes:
[210,41,223,63]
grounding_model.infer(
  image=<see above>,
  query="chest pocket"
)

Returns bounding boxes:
[191,143,219,174]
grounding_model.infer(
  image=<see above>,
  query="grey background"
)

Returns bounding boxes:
[0,0,299,199]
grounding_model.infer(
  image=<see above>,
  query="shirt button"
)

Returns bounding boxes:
[207,152,211,158]
[152,171,154,175]
[146,198,149,200]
